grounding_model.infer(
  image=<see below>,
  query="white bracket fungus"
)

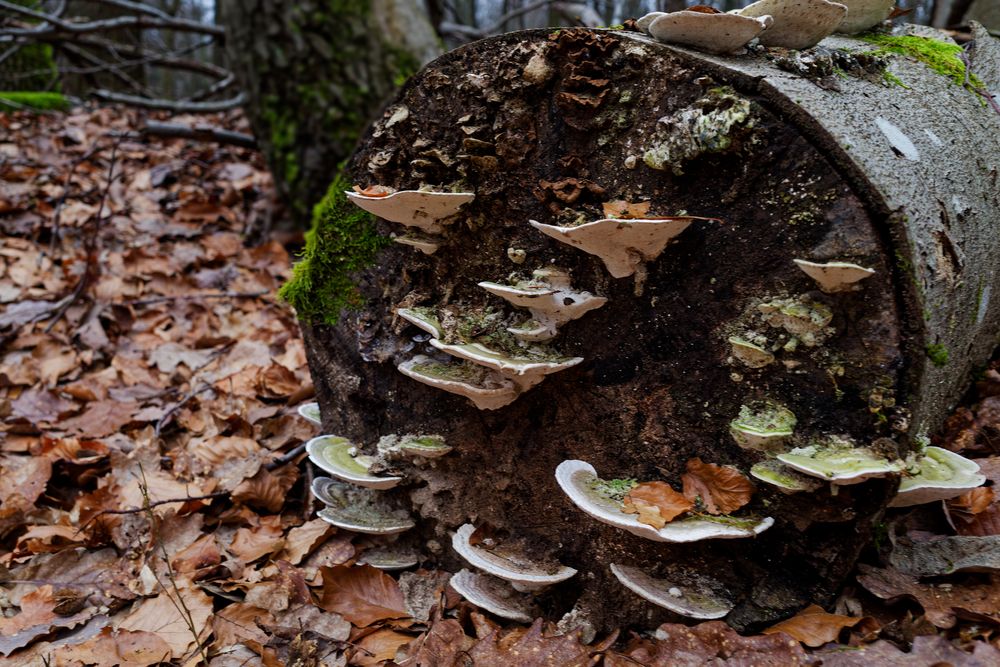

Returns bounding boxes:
[449,569,536,623]
[736,0,847,50]
[835,0,894,34]
[393,232,440,255]
[358,545,420,571]
[609,564,734,620]
[479,268,607,341]
[346,189,474,234]
[728,336,775,369]
[647,10,773,55]
[396,307,444,339]
[793,259,875,293]
[451,524,577,592]
[306,435,403,490]
[311,477,415,535]
[297,402,321,426]
[777,436,904,485]
[529,217,700,279]
[636,12,667,34]
[729,401,797,453]
[428,339,583,392]
[758,296,833,347]
[555,460,774,542]
[750,460,824,493]
[377,433,452,459]
[889,447,986,507]
[397,355,519,410]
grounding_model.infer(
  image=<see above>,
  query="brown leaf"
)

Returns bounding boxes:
[278,518,335,565]
[231,464,298,513]
[117,581,213,658]
[397,616,474,666]
[762,604,864,647]
[814,634,1000,666]
[465,618,613,667]
[170,533,222,577]
[681,458,754,515]
[0,585,96,656]
[228,515,285,562]
[319,564,410,627]
[51,627,171,667]
[256,362,300,399]
[623,481,693,528]
[602,199,651,220]
[353,184,394,197]
[353,628,417,666]
[212,603,274,649]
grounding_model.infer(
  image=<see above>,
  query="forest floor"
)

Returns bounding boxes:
[1,107,999,666]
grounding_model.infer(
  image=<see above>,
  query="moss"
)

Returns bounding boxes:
[591,477,637,502]
[925,343,949,367]
[278,172,390,324]
[860,34,984,92]
[0,91,69,112]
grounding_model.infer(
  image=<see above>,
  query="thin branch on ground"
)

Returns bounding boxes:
[93,89,246,112]
[154,382,213,439]
[0,0,225,39]
[136,122,258,150]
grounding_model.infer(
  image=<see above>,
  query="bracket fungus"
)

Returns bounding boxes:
[449,569,537,623]
[730,401,797,453]
[736,0,847,50]
[358,545,421,571]
[609,564,734,620]
[555,460,773,542]
[451,524,577,592]
[478,268,607,341]
[311,477,415,535]
[428,339,583,392]
[345,188,475,234]
[397,355,518,410]
[393,232,440,255]
[750,460,824,493]
[835,0,895,34]
[646,9,774,55]
[306,435,403,490]
[396,307,444,339]
[889,447,986,507]
[777,437,904,485]
[529,217,705,279]
[793,259,875,293]
[758,296,833,347]
[728,336,775,369]
[297,402,321,426]
[377,433,452,459]
[636,12,666,34]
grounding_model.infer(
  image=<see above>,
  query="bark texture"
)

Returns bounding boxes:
[300,27,1000,631]
[221,0,440,224]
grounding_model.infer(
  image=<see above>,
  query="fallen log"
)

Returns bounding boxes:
[295,25,1000,631]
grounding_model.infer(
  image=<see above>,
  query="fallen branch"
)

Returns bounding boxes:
[93,89,245,112]
[0,0,225,39]
[138,122,257,150]
[154,382,213,439]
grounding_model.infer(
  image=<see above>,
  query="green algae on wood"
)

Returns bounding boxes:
[0,91,69,112]
[278,173,390,325]
[860,34,984,92]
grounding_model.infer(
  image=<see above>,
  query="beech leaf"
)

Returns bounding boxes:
[681,458,754,515]
[319,564,410,627]
[623,481,693,528]
[762,603,864,647]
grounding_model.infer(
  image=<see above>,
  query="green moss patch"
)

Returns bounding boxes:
[278,173,390,325]
[0,91,69,112]
[860,34,984,91]
[925,343,949,367]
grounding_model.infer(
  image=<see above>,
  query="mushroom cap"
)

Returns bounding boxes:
[737,0,847,50]
[297,402,321,426]
[451,524,577,590]
[793,259,875,293]
[728,336,775,369]
[647,11,773,55]
[396,307,444,339]
[835,0,894,34]
[358,545,420,571]
[429,339,583,380]
[636,11,667,34]
[729,401,797,452]
[609,564,734,620]
[777,441,903,484]
[393,233,439,255]
[306,435,403,489]
[529,217,698,278]
[478,281,559,306]
[449,569,536,623]
[397,355,518,410]
[507,320,553,342]
[555,460,774,542]
[889,447,986,507]
[311,477,415,535]
[345,189,474,233]
[750,460,824,493]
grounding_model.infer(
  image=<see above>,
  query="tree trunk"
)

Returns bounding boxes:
[220,0,441,225]
[297,26,1000,631]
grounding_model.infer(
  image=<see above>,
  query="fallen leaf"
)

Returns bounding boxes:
[117,580,213,658]
[231,464,298,513]
[813,634,1000,666]
[278,518,334,565]
[51,626,171,667]
[319,564,409,627]
[623,481,693,528]
[212,603,274,649]
[763,604,864,647]
[602,199,651,219]
[228,515,285,562]
[857,564,1000,628]
[681,458,754,515]
[0,585,96,656]
[353,628,417,666]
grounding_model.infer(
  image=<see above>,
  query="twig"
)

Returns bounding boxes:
[154,382,213,439]
[93,89,245,112]
[265,443,308,471]
[79,491,229,529]
[138,122,257,150]
[0,0,225,39]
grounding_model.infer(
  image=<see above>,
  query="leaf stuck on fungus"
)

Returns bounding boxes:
[353,184,394,197]
[623,481,693,528]
[602,199,651,219]
[681,458,754,515]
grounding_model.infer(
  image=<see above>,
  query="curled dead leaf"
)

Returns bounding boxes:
[763,603,864,647]
[681,458,754,515]
[623,481,693,529]
[354,184,394,197]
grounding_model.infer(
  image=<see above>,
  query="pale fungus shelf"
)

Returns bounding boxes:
[555,460,774,542]
[311,477,416,535]
[645,9,774,55]
[737,0,847,50]
[428,339,583,392]
[397,355,518,410]
[345,189,475,234]
[835,0,895,34]
[297,402,321,426]
[728,336,775,369]
[393,232,440,255]
[609,564,734,620]
[306,435,403,490]
[777,436,904,485]
[758,296,833,347]
[377,433,452,459]
[793,259,875,293]
[449,569,537,623]
[729,401,797,453]
[478,267,607,342]
[750,460,824,493]
[358,545,421,571]
[529,217,704,279]
[451,524,577,592]
[889,447,986,508]
[396,307,444,339]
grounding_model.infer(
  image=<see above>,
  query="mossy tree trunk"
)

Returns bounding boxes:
[221,0,441,225]
[297,26,1000,632]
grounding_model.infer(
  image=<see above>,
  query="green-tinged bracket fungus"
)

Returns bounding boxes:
[358,545,421,571]
[609,564,735,620]
[291,19,1000,632]
[297,402,322,426]
[889,446,986,507]
[736,0,847,50]
[306,435,404,489]
[451,524,577,591]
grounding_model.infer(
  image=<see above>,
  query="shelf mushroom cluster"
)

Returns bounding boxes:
[636,0,896,55]
[346,187,475,254]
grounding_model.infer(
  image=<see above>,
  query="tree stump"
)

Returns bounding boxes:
[298,27,1000,631]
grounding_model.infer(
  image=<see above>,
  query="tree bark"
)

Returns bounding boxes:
[220,0,440,225]
[299,26,1000,631]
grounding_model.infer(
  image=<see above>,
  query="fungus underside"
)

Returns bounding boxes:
[859,34,984,92]
[278,173,391,325]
